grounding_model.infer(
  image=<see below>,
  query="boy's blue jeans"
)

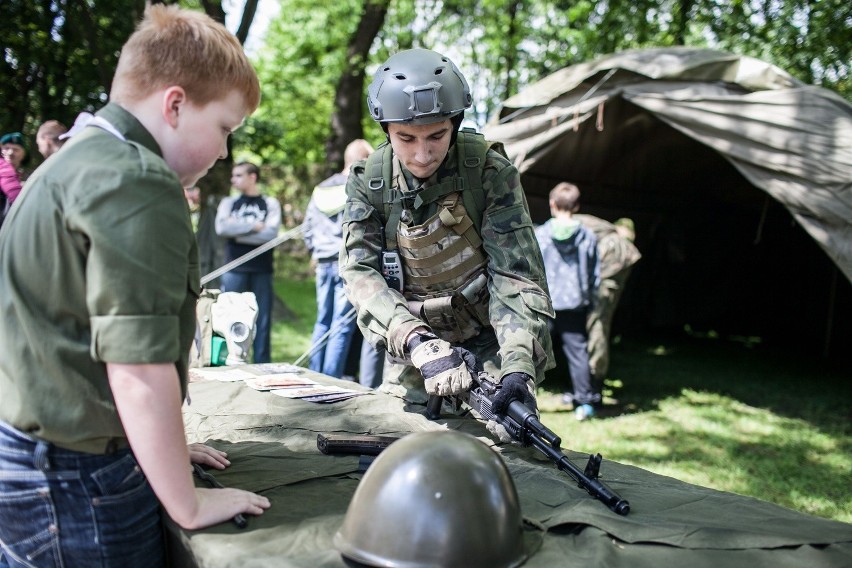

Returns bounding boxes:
[0,421,164,567]
[309,260,355,378]
[553,308,601,406]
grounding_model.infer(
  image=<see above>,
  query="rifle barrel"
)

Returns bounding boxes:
[527,434,630,516]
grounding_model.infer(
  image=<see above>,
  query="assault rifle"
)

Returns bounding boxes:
[426,373,630,516]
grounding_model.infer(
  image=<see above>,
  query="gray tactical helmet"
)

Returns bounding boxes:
[334,430,526,568]
[367,48,473,125]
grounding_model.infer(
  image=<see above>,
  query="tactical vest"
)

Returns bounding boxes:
[365,129,504,343]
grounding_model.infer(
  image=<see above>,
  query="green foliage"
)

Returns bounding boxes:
[239,0,381,207]
[1,0,143,148]
[271,251,317,364]
[698,0,852,97]
[4,0,848,206]
[247,0,847,204]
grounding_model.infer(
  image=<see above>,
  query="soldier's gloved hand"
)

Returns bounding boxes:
[408,333,476,396]
[491,372,537,416]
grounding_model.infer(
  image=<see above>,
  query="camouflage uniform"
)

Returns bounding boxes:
[576,214,641,379]
[341,146,554,403]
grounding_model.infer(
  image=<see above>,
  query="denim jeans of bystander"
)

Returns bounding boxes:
[358,339,385,388]
[309,260,356,378]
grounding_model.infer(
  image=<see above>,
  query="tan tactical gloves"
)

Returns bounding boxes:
[407,332,536,415]
[408,333,476,396]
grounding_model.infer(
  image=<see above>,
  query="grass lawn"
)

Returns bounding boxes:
[537,335,851,523]
[270,251,851,524]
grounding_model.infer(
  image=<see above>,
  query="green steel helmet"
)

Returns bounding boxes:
[334,430,526,568]
[367,48,473,125]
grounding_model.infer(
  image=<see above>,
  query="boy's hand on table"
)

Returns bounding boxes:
[192,487,271,529]
[188,443,231,470]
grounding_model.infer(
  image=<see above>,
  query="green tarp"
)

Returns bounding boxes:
[167,368,852,567]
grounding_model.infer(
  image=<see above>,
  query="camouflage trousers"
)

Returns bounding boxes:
[379,328,502,405]
[586,270,632,379]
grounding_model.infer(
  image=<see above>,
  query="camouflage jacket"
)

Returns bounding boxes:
[575,214,642,280]
[340,144,555,382]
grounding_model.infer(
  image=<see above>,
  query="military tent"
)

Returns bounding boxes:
[483,47,851,359]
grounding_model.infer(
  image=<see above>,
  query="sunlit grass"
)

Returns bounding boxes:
[538,344,851,523]
[271,248,315,364]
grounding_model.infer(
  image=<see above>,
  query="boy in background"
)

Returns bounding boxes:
[535,182,601,421]
[0,6,270,566]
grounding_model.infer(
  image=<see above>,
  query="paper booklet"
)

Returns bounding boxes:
[268,384,366,403]
[189,363,305,382]
[189,363,367,403]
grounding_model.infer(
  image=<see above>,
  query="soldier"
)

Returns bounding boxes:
[340,48,554,415]
[576,215,641,381]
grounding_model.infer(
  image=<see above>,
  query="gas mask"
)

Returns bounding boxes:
[211,292,258,364]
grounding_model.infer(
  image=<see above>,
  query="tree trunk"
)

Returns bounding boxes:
[200,0,226,24]
[70,0,115,90]
[235,0,260,44]
[324,0,391,176]
[503,0,523,102]
[675,0,694,45]
[196,0,258,199]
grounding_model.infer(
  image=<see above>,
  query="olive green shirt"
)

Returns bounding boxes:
[0,103,199,454]
[340,145,554,382]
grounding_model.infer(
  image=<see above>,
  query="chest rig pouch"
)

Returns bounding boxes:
[366,130,499,343]
[398,192,489,343]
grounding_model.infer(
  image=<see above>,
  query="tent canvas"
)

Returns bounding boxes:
[483,47,851,358]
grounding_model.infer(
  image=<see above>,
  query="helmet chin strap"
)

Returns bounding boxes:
[449,112,465,147]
